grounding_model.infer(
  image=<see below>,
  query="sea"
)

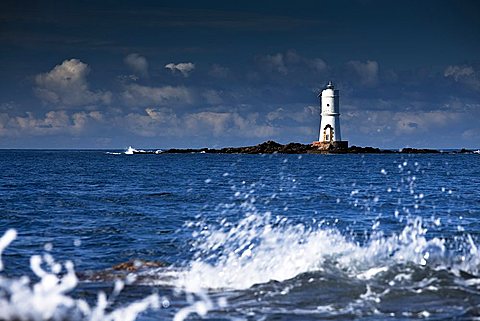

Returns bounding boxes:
[0,149,480,320]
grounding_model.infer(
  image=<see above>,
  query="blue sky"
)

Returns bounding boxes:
[1,0,479,149]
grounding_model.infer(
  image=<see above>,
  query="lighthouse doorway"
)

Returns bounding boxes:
[323,125,333,142]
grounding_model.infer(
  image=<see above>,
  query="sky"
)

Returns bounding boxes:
[1,0,479,149]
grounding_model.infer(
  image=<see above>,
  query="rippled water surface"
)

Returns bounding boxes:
[0,150,480,320]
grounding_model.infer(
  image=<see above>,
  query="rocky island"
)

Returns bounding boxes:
[127,141,478,155]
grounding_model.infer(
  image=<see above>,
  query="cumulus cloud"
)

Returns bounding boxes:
[0,102,15,112]
[232,113,278,137]
[122,84,194,107]
[341,107,466,147]
[124,53,149,77]
[338,93,480,148]
[185,112,232,136]
[393,111,460,135]
[0,110,102,137]
[256,50,327,76]
[462,127,480,140]
[258,53,288,74]
[266,106,316,123]
[185,112,276,138]
[34,59,111,107]
[285,50,327,72]
[347,60,379,86]
[308,58,328,72]
[123,108,179,137]
[444,65,474,80]
[120,108,277,139]
[444,65,480,90]
[165,62,195,77]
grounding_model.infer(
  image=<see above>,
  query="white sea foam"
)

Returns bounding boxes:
[0,229,16,271]
[172,207,477,292]
[124,146,138,155]
[123,146,161,154]
[0,230,161,321]
[166,205,479,320]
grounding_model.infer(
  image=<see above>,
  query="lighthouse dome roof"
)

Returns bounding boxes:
[321,87,335,96]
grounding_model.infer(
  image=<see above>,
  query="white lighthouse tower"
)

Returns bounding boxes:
[313,81,348,150]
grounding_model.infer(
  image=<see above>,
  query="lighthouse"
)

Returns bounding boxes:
[313,81,348,150]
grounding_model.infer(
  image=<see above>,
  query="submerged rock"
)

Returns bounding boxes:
[112,259,168,272]
[78,259,169,282]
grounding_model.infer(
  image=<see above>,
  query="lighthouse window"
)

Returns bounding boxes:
[327,104,330,106]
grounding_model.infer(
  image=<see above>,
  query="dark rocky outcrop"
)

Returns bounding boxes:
[215,141,314,154]
[132,141,452,155]
[165,141,447,154]
[159,140,316,154]
[457,148,477,154]
[347,145,388,154]
[399,148,440,154]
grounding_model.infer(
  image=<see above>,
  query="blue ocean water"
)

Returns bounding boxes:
[0,150,480,320]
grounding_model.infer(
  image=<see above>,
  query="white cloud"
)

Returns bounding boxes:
[462,127,480,140]
[266,108,285,121]
[123,108,179,137]
[266,106,316,123]
[393,111,460,135]
[185,112,232,136]
[122,84,194,107]
[34,59,111,107]
[124,53,149,77]
[0,102,15,112]
[71,111,103,131]
[257,50,327,75]
[258,53,288,74]
[347,60,379,86]
[285,50,301,64]
[308,58,327,72]
[184,112,276,138]
[342,109,462,138]
[120,108,277,138]
[0,110,103,137]
[444,65,480,90]
[165,62,195,77]
[231,113,277,137]
[444,65,474,81]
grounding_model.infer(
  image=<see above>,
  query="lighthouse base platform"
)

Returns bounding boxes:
[312,141,349,151]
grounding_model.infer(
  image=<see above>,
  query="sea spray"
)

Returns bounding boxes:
[1,216,480,320]
[0,229,161,321]
[0,229,16,272]
[166,208,480,319]
[174,206,479,291]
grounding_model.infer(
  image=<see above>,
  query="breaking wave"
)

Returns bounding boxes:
[170,201,480,291]
[1,193,480,320]
[2,209,480,320]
